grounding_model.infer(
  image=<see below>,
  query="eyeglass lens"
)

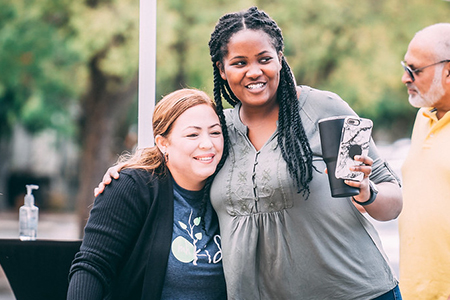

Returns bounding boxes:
[401,61,415,82]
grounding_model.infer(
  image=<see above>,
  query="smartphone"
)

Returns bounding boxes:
[335,116,373,181]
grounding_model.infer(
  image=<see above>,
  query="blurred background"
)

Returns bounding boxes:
[1,0,449,236]
[2,0,449,297]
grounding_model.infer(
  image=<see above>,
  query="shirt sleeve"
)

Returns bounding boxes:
[368,140,402,186]
[67,170,148,299]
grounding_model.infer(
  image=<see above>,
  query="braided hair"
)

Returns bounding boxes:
[208,6,314,196]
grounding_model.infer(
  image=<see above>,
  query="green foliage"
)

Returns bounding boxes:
[0,0,80,137]
[1,0,449,143]
[68,0,139,81]
[155,0,449,141]
[155,0,257,98]
[262,0,449,139]
[0,0,139,139]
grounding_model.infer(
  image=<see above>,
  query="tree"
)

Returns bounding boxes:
[0,0,139,233]
[156,0,450,141]
[0,0,79,139]
[265,0,450,140]
[68,0,139,232]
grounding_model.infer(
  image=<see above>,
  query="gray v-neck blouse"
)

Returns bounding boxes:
[210,86,399,300]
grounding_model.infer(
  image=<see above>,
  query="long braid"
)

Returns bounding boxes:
[208,6,314,196]
[277,58,314,196]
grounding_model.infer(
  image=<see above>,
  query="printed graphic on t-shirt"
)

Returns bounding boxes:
[171,210,222,265]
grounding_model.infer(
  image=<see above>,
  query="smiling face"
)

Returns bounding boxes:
[155,104,223,191]
[217,29,282,110]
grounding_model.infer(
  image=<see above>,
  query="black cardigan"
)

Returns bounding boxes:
[67,168,174,300]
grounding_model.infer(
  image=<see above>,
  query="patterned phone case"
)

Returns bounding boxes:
[335,117,373,181]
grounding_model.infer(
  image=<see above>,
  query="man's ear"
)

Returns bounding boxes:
[155,135,168,153]
[443,64,450,87]
[216,61,227,80]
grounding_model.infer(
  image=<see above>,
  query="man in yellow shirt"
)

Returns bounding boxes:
[399,23,450,300]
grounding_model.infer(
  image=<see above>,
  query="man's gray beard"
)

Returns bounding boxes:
[409,64,445,108]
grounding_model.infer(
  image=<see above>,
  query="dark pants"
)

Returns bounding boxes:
[372,285,402,300]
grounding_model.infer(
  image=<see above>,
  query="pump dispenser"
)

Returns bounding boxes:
[19,184,39,241]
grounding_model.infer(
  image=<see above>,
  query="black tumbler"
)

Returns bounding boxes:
[318,116,359,198]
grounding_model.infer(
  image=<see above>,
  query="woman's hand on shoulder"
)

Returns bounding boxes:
[94,163,125,197]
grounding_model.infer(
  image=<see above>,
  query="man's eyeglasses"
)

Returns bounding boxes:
[401,60,450,82]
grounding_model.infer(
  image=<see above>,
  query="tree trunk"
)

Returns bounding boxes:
[75,50,138,237]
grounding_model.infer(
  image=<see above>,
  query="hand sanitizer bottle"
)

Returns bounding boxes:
[19,184,39,241]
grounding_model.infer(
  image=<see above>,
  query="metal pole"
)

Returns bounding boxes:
[137,0,156,148]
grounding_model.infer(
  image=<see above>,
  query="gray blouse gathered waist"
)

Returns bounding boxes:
[210,86,400,300]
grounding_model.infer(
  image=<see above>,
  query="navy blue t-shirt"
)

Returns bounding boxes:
[160,180,227,300]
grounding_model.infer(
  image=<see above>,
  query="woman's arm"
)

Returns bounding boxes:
[68,171,146,299]
[362,181,402,221]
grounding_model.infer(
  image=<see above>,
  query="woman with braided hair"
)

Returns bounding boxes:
[208,6,402,299]
[96,6,403,299]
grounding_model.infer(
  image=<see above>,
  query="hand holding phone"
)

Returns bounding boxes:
[335,117,373,182]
